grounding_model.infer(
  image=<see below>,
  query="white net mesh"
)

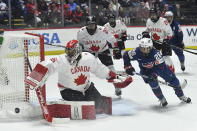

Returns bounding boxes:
[0,33,44,118]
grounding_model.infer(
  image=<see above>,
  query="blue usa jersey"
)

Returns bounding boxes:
[170,20,185,63]
[170,20,183,47]
[123,47,180,87]
[124,47,165,72]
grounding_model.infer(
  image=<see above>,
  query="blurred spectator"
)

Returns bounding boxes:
[144,0,150,10]
[132,0,141,8]
[48,0,60,11]
[83,5,89,18]
[48,1,61,25]
[137,1,149,23]
[24,0,39,27]
[37,0,49,27]
[0,0,7,25]
[118,6,125,19]
[78,0,88,11]
[161,3,173,17]
[118,6,130,24]
[151,0,165,13]
[64,4,73,25]
[119,0,131,7]
[10,0,24,19]
[110,0,120,13]
[174,3,184,20]
[73,5,83,23]
[128,6,137,23]
[68,0,77,12]
[98,0,110,9]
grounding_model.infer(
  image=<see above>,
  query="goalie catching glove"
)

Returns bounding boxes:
[107,71,132,88]
[25,64,49,89]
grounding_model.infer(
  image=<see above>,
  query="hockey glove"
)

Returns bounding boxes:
[142,31,150,38]
[124,65,135,76]
[113,47,122,59]
[162,39,172,56]
[25,64,49,90]
[107,71,132,88]
[121,33,127,41]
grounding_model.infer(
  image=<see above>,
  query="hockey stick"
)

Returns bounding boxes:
[170,44,197,55]
[153,40,197,55]
[44,43,66,48]
[23,48,53,122]
[135,72,187,89]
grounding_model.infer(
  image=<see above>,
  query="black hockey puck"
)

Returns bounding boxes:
[15,108,20,113]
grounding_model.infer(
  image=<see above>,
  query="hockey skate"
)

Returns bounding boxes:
[159,97,168,107]
[180,62,185,71]
[179,96,191,103]
[115,87,122,98]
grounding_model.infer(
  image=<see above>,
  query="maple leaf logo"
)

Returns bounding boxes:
[90,45,100,52]
[74,73,87,86]
[152,33,160,41]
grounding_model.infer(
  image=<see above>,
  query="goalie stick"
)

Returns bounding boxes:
[135,72,187,89]
[23,44,69,123]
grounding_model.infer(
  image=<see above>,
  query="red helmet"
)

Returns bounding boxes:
[65,40,82,64]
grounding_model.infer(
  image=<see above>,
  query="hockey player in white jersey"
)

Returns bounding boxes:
[25,40,132,116]
[0,29,9,86]
[104,14,127,59]
[144,8,175,73]
[77,16,123,97]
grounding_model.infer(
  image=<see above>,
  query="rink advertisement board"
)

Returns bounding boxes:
[5,25,197,54]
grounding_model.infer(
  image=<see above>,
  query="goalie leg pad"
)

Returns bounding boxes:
[48,101,96,120]
[96,96,112,115]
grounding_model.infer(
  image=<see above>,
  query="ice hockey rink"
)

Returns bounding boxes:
[1,50,197,131]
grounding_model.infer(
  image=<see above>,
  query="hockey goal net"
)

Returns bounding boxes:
[0,32,45,118]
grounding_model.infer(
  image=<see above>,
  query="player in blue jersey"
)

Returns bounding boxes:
[164,11,185,71]
[123,38,191,107]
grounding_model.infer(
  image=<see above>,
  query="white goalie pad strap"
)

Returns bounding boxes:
[26,76,40,86]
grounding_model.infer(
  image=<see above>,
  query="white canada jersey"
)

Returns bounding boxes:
[104,20,127,40]
[40,52,110,93]
[146,17,172,43]
[77,25,117,53]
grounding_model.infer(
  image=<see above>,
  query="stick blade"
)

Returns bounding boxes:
[181,79,187,89]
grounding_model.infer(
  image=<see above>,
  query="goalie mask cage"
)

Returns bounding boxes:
[0,32,45,119]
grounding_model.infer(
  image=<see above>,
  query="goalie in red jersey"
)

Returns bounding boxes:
[25,39,132,118]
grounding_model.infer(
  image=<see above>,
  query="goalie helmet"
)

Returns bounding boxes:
[86,15,97,35]
[65,40,82,64]
[108,14,116,27]
[164,11,173,24]
[139,38,153,57]
[149,8,160,23]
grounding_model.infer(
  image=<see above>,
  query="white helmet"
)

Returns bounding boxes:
[164,11,173,17]
[164,11,173,24]
[139,38,153,57]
